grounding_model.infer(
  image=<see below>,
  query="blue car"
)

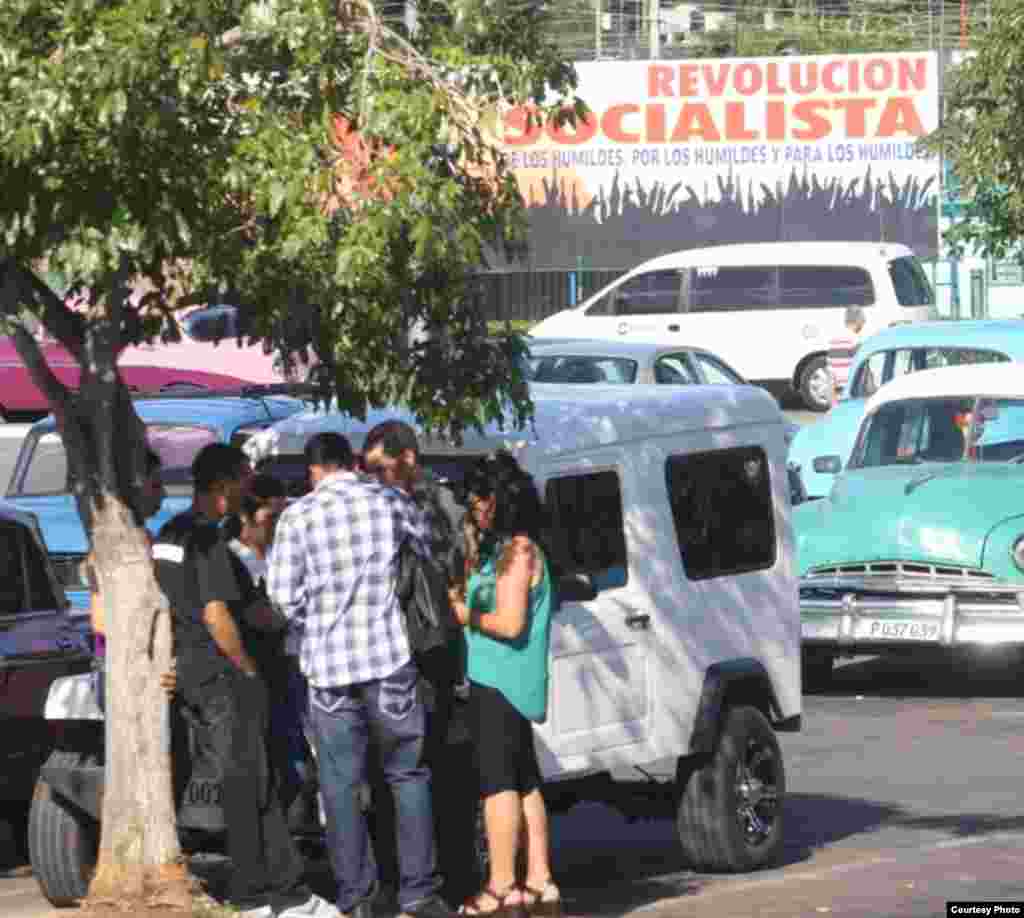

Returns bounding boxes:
[789,319,1024,498]
[4,392,307,610]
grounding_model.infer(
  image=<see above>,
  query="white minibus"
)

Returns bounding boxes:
[529,241,938,411]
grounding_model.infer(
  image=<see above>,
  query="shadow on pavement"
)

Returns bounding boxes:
[808,652,1024,699]
[783,793,901,865]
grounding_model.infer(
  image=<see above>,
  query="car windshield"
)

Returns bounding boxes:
[13,424,220,497]
[850,397,1024,469]
[527,355,638,384]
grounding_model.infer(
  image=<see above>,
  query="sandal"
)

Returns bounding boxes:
[458,885,524,917]
[521,881,563,917]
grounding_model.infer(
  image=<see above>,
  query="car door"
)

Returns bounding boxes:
[535,461,653,772]
[582,269,684,340]
[0,517,91,802]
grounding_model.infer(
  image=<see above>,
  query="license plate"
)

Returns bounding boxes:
[866,620,939,641]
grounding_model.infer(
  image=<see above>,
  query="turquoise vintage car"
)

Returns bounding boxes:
[4,391,307,611]
[789,319,1024,498]
[795,362,1024,685]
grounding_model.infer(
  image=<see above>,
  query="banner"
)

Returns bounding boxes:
[500,51,940,271]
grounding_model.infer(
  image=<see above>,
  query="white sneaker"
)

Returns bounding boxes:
[276,893,344,918]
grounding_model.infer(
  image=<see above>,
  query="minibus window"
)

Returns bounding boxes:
[688,266,778,312]
[778,266,874,308]
[889,256,935,306]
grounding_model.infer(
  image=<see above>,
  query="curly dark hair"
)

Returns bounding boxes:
[461,451,548,564]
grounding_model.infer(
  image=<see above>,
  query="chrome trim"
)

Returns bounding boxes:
[801,589,1024,649]
[807,560,995,581]
[803,561,1003,596]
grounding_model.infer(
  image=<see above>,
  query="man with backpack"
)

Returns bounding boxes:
[360,420,479,906]
[267,431,455,918]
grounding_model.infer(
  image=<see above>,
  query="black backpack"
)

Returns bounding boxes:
[395,537,458,666]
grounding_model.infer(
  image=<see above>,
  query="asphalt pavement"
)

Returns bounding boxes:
[4,655,1024,917]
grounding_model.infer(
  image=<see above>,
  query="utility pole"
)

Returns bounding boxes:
[649,0,660,58]
[595,0,603,58]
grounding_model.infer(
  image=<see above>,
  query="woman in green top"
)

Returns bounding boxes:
[449,452,561,918]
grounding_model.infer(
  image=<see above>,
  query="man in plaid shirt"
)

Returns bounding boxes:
[267,432,454,918]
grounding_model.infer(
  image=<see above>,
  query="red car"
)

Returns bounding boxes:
[0,336,255,420]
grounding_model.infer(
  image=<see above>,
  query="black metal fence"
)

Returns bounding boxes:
[476,269,627,325]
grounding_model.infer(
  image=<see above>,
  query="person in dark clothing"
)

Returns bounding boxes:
[362,420,480,906]
[226,473,315,824]
[154,443,338,918]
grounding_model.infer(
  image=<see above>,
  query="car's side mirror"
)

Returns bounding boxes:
[558,572,598,603]
[812,455,842,475]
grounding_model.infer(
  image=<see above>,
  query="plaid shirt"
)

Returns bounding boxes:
[267,470,426,689]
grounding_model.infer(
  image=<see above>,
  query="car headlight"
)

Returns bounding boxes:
[1012,536,1024,573]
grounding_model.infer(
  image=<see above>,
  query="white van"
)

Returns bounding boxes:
[529,242,938,412]
[249,384,803,870]
[33,384,801,899]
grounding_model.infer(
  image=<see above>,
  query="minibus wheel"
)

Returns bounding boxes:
[797,356,832,412]
[676,705,785,872]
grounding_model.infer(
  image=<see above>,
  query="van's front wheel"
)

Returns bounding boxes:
[797,356,832,412]
[676,706,785,872]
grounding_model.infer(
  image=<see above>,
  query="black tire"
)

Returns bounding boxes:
[797,355,832,412]
[676,705,785,873]
[801,651,835,692]
[28,751,99,908]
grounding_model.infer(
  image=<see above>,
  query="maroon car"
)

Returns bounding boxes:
[0,337,251,420]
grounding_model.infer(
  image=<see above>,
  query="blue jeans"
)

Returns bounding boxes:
[309,660,441,912]
[269,658,311,807]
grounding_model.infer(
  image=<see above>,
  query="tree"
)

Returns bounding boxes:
[920,0,1022,261]
[0,0,579,909]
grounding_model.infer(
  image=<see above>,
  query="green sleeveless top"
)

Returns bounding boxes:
[464,539,553,723]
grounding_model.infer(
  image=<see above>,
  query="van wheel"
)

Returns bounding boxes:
[28,751,100,907]
[802,651,834,692]
[798,356,832,412]
[676,706,785,872]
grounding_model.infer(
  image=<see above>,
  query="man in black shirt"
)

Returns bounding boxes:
[154,444,338,918]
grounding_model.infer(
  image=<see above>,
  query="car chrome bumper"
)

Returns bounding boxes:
[800,584,1024,648]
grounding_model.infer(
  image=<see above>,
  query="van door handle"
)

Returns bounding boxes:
[668,324,680,332]
[625,613,651,631]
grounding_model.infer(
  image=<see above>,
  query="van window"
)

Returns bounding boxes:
[778,266,874,307]
[688,266,778,312]
[888,256,935,306]
[586,270,682,317]
[545,471,628,588]
[665,447,776,581]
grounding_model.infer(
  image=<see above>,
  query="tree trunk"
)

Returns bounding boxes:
[86,496,191,908]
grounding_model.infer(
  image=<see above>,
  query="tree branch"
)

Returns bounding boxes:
[8,323,72,418]
[0,259,89,364]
